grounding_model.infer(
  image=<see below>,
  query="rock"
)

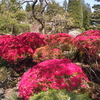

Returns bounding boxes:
[68,28,81,37]
[5,87,18,99]
[0,88,5,100]
[0,88,4,94]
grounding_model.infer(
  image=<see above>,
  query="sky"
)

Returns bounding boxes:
[55,0,99,12]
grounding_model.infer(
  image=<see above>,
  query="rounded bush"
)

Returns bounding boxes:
[29,89,92,100]
[46,33,74,51]
[0,32,47,63]
[29,89,70,100]
[74,30,100,61]
[18,58,88,100]
[33,45,64,63]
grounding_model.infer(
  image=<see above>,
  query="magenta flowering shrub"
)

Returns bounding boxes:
[33,45,64,63]
[77,30,100,36]
[74,30,100,61]
[74,36,100,54]
[17,32,47,50]
[18,58,88,100]
[0,32,47,63]
[46,33,74,51]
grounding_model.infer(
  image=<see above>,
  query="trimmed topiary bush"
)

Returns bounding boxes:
[18,58,88,100]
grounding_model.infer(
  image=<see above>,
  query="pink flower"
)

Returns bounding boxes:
[18,58,88,100]
[73,30,100,61]
[0,32,47,64]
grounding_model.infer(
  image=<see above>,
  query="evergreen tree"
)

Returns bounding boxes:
[67,0,83,28]
[25,2,32,12]
[46,0,65,20]
[91,0,100,30]
[9,0,22,12]
[0,0,8,13]
[63,0,67,11]
[25,2,33,23]
[0,0,30,35]
[82,3,91,30]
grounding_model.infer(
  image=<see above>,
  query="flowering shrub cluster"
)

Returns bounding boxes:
[0,33,47,63]
[0,31,100,100]
[18,58,88,100]
[0,33,75,64]
[74,30,100,61]
[0,31,100,67]
[46,33,74,51]
[33,45,64,63]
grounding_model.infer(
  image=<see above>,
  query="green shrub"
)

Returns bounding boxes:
[0,57,8,67]
[0,57,19,89]
[20,23,30,33]
[67,91,92,100]
[0,66,19,89]
[29,89,69,100]
[12,23,22,35]
[29,89,92,100]
[12,23,30,35]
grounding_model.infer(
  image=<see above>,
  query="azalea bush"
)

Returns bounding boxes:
[18,58,88,100]
[33,45,64,63]
[77,30,100,36]
[0,32,47,63]
[73,30,100,62]
[46,33,74,51]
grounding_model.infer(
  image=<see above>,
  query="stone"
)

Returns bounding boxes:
[0,88,5,100]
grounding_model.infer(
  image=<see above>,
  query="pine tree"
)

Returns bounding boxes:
[0,0,30,35]
[46,0,65,20]
[0,0,8,13]
[9,0,22,12]
[63,0,67,11]
[67,0,83,28]
[25,2,32,12]
[82,3,91,30]
[91,0,100,30]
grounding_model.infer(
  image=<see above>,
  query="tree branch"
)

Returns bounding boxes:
[22,0,48,33]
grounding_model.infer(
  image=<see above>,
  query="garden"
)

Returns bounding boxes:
[0,30,100,100]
